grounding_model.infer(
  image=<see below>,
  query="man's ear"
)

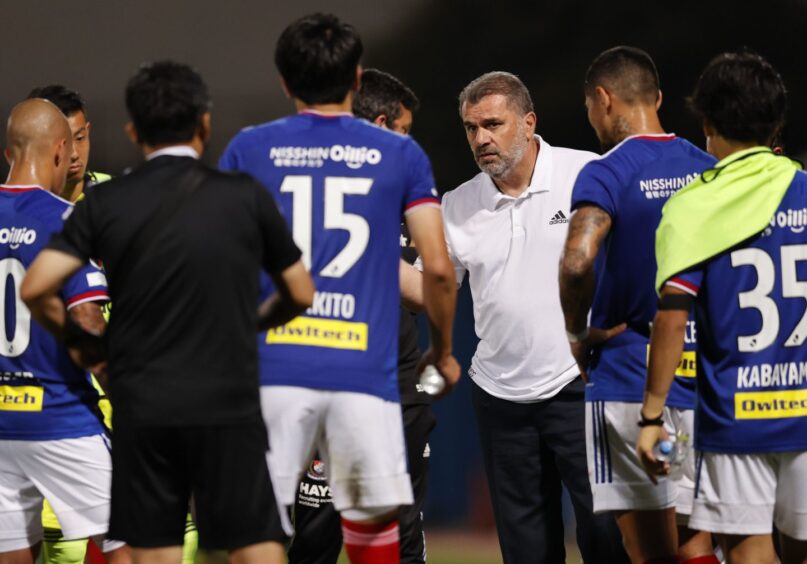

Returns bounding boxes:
[594,85,612,113]
[656,89,663,111]
[279,77,292,100]
[4,148,10,166]
[702,120,716,140]
[85,121,92,137]
[352,64,363,93]
[524,111,537,138]
[54,138,66,168]
[373,115,388,128]
[199,112,212,143]
[124,122,140,146]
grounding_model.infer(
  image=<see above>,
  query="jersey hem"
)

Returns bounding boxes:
[0,424,106,441]
[260,379,399,403]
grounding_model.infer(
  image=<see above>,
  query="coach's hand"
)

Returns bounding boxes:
[636,425,671,484]
[417,349,461,398]
[571,323,627,381]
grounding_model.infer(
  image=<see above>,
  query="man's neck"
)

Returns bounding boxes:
[60,179,84,203]
[611,106,665,146]
[494,137,539,197]
[294,97,353,115]
[4,159,53,192]
[711,137,759,161]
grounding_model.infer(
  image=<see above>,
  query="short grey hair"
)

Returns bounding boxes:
[458,71,534,116]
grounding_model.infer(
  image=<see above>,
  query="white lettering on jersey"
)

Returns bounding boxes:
[769,207,807,234]
[269,146,382,169]
[737,361,807,389]
[638,172,699,200]
[0,227,36,249]
[306,291,356,320]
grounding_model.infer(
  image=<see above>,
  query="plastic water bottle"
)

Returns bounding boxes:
[419,365,445,396]
[653,430,689,468]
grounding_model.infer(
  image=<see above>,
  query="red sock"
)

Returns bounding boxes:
[682,556,719,564]
[341,518,400,564]
[85,539,107,564]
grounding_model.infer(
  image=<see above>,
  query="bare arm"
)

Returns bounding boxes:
[405,207,460,392]
[400,259,424,312]
[68,302,109,389]
[257,260,315,331]
[636,286,691,481]
[558,204,612,335]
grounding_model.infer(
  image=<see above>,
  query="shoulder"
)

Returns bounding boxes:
[671,137,716,165]
[546,143,598,171]
[224,116,296,149]
[15,189,72,227]
[442,172,489,214]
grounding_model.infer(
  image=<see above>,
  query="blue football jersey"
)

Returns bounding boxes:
[0,185,109,440]
[219,111,439,401]
[670,172,807,452]
[571,135,715,408]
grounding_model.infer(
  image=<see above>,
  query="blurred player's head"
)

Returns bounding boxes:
[688,51,786,155]
[353,69,419,135]
[4,98,74,193]
[124,61,212,152]
[459,71,536,179]
[275,13,363,106]
[27,85,91,190]
[584,46,661,151]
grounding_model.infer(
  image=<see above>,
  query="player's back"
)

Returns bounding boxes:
[220,112,439,401]
[571,135,715,406]
[0,186,105,440]
[674,170,807,452]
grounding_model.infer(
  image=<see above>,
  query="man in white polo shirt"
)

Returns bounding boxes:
[406,72,626,563]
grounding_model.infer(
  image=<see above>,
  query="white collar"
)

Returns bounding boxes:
[146,145,200,161]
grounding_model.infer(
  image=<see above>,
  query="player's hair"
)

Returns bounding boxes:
[275,13,363,105]
[124,60,211,147]
[458,71,534,116]
[688,51,787,145]
[584,46,660,105]
[352,69,419,123]
[27,85,87,118]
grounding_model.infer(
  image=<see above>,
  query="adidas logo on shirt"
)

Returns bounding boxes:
[549,210,569,225]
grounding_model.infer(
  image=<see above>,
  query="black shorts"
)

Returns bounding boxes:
[109,420,286,550]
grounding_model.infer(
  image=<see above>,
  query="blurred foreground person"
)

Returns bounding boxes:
[21,61,313,564]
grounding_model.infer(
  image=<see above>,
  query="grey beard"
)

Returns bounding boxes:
[478,134,530,179]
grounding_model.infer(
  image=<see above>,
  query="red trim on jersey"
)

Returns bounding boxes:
[0,185,40,193]
[65,290,109,306]
[298,110,353,118]
[667,276,699,295]
[405,197,440,211]
[632,134,676,142]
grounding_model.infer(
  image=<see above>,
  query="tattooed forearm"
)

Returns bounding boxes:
[558,205,612,332]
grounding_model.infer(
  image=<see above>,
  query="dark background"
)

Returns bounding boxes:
[2,0,806,528]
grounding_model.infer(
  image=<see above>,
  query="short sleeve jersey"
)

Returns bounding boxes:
[571,135,715,408]
[0,185,109,440]
[220,111,439,401]
[667,171,807,453]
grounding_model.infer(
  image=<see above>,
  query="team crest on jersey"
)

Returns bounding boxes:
[269,145,382,169]
[306,459,327,481]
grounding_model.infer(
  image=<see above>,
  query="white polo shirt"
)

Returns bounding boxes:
[443,136,596,402]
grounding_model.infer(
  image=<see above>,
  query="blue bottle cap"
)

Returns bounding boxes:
[658,440,673,455]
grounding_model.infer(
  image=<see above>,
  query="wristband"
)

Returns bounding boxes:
[637,410,664,427]
[566,327,589,343]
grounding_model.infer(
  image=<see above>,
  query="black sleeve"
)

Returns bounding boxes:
[46,195,96,262]
[254,183,302,274]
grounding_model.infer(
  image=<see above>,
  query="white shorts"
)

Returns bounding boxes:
[690,450,807,539]
[587,401,695,515]
[0,434,113,552]
[260,386,413,513]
